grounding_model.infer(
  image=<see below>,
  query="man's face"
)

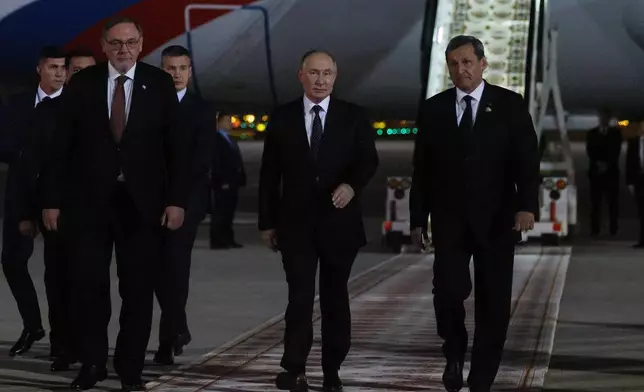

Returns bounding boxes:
[101,22,143,73]
[298,52,337,103]
[67,56,96,82]
[37,58,66,92]
[162,55,192,91]
[446,43,487,93]
[218,115,232,131]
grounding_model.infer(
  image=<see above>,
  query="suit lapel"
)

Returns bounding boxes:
[472,82,494,134]
[122,67,146,140]
[97,63,112,139]
[294,99,312,157]
[317,97,341,164]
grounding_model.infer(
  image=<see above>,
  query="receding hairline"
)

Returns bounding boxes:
[300,50,337,70]
[101,17,143,39]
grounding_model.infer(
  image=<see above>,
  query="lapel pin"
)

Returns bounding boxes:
[485,105,492,112]
[142,84,147,90]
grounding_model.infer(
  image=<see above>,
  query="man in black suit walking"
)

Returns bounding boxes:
[17,47,96,371]
[586,108,622,237]
[409,35,540,392]
[153,44,212,365]
[1,46,66,357]
[258,50,379,392]
[210,112,245,249]
[42,17,190,391]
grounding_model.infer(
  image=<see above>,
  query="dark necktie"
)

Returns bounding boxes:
[110,75,127,142]
[37,96,51,107]
[459,95,473,133]
[310,105,323,160]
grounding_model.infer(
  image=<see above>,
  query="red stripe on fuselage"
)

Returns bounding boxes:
[64,0,254,61]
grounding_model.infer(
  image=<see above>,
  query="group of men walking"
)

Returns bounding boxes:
[0,14,540,392]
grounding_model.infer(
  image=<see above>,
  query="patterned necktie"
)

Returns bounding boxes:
[310,105,323,160]
[459,95,473,133]
[110,75,127,142]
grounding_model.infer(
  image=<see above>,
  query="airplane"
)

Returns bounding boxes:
[0,0,642,133]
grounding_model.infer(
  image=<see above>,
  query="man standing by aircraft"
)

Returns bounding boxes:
[154,44,212,365]
[42,17,190,391]
[17,48,96,371]
[1,46,66,358]
[409,35,540,392]
[258,50,378,392]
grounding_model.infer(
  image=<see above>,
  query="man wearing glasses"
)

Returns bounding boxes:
[42,16,190,391]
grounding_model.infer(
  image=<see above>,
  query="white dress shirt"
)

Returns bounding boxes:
[177,87,187,103]
[107,61,136,122]
[303,95,330,145]
[34,85,63,107]
[455,81,485,126]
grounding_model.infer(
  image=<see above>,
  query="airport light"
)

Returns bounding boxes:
[262,115,269,122]
[256,123,267,132]
[244,114,256,123]
[618,120,629,127]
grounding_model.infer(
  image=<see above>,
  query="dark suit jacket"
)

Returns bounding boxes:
[42,61,191,225]
[180,92,213,220]
[626,137,644,186]
[0,90,40,222]
[211,131,246,190]
[258,96,379,253]
[409,82,540,241]
[586,126,622,177]
[16,95,61,221]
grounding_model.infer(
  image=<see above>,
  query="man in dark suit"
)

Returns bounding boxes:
[258,50,378,392]
[153,44,212,365]
[586,108,622,237]
[0,46,66,358]
[41,17,190,391]
[409,35,539,392]
[17,47,96,371]
[210,113,245,249]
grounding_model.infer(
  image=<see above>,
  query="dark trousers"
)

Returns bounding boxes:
[280,242,357,374]
[66,184,161,381]
[1,213,38,331]
[155,210,202,346]
[589,172,619,235]
[210,188,238,246]
[634,177,644,242]
[41,227,76,357]
[432,222,514,389]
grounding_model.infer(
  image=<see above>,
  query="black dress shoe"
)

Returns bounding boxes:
[50,355,77,371]
[323,370,343,391]
[9,328,45,356]
[121,380,146,391]
[275,371,308,391]
[442,361,464,392]
[173,331,192,356]
[153,346,174,365]
[70,364,107,390]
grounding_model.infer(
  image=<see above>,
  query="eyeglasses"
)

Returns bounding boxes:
[105,38,140,51]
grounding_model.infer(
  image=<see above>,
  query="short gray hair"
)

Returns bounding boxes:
[300,49,336,69]
[445,35,485,59]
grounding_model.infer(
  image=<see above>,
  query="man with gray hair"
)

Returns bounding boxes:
[409,35,540,392]
[258,49,378,392]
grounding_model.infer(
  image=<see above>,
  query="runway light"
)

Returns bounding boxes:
[261,115,269,122]
[243,114,255,123]
[231,116,239,123]
[618,120,629,127]
[377,129,383,135]
[256,123,266,132]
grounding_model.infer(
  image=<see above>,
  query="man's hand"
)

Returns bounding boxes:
[514,211,535,232]
[43,209,60,231]
[19,220,39,237]
[161,206,185,230]
[260,229,278,252]
[332,184,355,208]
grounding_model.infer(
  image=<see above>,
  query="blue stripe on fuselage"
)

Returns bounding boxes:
[0,0,141,72]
